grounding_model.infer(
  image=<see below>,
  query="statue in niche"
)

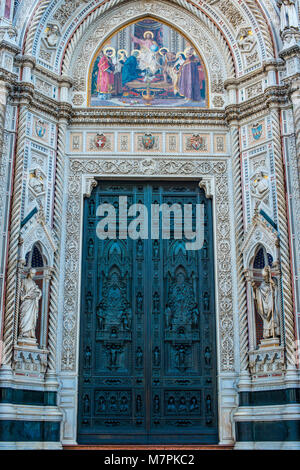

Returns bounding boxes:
[153,292,160,313]
[19,269,41,341]
[120,308,130,330]
[136,292,143,314]
[153,395,160,413]
[84,346,92,368]
[83,394,90,414]
[96,302,105,330]
[165,303,172,329]
[190,396,199,411]
[97,396,106,412]
[86,291,93,312]
[206,395,212,414]
[29,169,44,195]
[107,344,121,368]
[153,240,159,259]
[204,346,211,366]
[88,239,94,257]
[203,292,210,311]
[278,0,299,32]
[178,396,187,412]
[136,395,142,413]
[252,266,280,339]
[110,396,118,411]
[137,239,143,258]
[176,344,187,368]
[121,301,132,330]
[167,396,176,412]
[120,396,129,412]
[191,303,200,328]
[153,346,160,366]
[202,240,208,259]
[89,199,95,217]
[136,346,143,367]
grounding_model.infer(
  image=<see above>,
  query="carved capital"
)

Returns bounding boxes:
[199,177,214,199]
[83,176,98,198]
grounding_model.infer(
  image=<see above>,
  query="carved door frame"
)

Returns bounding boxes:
[58,156,237,445]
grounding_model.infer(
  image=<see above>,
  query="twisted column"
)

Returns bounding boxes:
[230,124,249,377]
[1,105,27,366]
[46,119,67,377]
[0,81,8,162]
[290,86,300,179]
[271,108,296,367]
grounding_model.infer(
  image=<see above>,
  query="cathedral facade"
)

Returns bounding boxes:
[0,0,299,449]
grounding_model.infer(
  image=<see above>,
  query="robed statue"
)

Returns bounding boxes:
[19,269,41,341]
[252,266,280,340]
[278,0,299,32]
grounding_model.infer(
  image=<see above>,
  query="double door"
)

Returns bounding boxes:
[78,181,218,444]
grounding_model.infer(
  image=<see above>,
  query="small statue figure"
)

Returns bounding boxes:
[153,240,159,259]
[97,396,106,412]
[120,396,129,412]
[19,269,42,341]
[191,303,200,328]
[86,291,93,312]
[84,345,91,368]
[137,239,143,258]
[89,199,95,217]
[165,303,172,329]
[278,0,299,32]
[88,239,94,257]
[136,292,143,314]
[190,396,199,411]
[153,395,160,413]
[206,395,212,414]
[153,292,160,313]
[120,308,130,330]
[204,346,211,366]
[167,396,176,412]
[96,302,105,330]
[153,346,160,366]
[177,345,186,368]
[83,394,90,414]
[178,396,187,412]
[110,396,118,411]
[125,302,132,329]
[109,344,119,367]
[203,292,209,311]
[252,266,280,339]
[136,395,142,413]
[136,346,143,367]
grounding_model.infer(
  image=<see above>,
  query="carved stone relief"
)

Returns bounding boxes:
[61,158,235,373]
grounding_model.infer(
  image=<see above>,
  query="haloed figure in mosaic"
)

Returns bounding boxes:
[90,19,206,107]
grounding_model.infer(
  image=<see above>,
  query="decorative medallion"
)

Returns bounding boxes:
[142,133,156,150]
[95,133,107,149]
[189,134,206,151]
[35,119,47,139]
[251,123,263,141]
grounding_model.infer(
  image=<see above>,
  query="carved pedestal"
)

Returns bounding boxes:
[13,344,48,378]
